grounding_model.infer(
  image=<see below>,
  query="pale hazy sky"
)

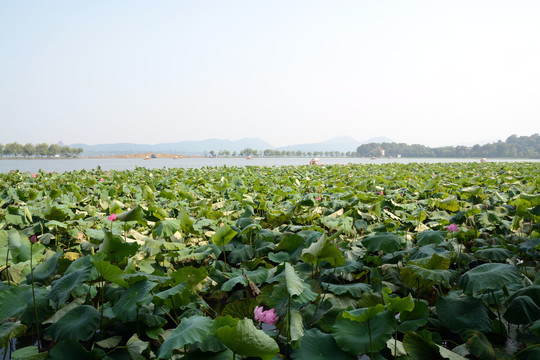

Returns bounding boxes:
[1,0,539,147]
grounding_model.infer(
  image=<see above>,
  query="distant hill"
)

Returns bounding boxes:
[72,138,274,156]
[277,136,393,153]
[355,134,540,158]
[71,136,394,156]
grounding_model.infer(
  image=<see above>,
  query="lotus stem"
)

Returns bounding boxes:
[287,294,291,344]
[491,289,503,335]
[30,243,41,351]
[100,280,105,326]
[5,249,10,285]
[394,320,398,360]
[367,319,373,360]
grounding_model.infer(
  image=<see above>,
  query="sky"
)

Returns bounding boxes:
[1,0,539,148]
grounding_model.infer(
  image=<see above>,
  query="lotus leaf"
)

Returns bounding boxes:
[361,232,403,254]
[458,263,522,295]
[158,315,213,359]
[46,305,100,341]
[214,318,280,360]
[333,309,394,355]
[291,328,355,360]
[436,291,492,333]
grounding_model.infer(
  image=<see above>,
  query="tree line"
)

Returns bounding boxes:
[0,142,84,158]
[356,134,540,158]
[206,149,355,157]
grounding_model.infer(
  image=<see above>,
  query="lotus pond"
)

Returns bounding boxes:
[1,162,539,359]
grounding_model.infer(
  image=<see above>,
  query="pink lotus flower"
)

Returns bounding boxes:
[254,306,279,325]
[108,214,117,222]
[379,190,384,195]
[32,173,36,178]
[99,178,104,182]
[29,235,38,244]
[446,224,459,232]
[408,178,412,181]
[107,172,111,175]
[315,196,321,201]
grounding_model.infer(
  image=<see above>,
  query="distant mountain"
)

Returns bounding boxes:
[72,138,274,156]
[277,136,394,153]
[71,136,393,156]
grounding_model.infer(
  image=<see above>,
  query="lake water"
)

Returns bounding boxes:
[1,157,538,173]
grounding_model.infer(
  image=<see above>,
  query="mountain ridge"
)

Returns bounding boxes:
[70,136,394,156]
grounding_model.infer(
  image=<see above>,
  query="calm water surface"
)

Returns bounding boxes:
[1,157,538,173]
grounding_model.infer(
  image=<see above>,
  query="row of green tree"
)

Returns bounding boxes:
[356,134,540,158]
[0,142,84,158]
[206,149,355,157]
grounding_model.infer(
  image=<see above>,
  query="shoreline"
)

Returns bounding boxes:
[0,153,203,160]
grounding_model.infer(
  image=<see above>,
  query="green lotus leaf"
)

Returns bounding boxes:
[504,295,540,325]
[127,334,149,360]
[333,310,394,355]
[458,263,522,295]
[288,308,304,342]
[158,315,213,359]
[98,230,138,262]
[516,347,540,360]
[401,254,456,288]
[27,251,62,285]
[11,345,47,360]
[508,285,540,305]
[291,328,356,360]
[43,205,73,221]
[268,251,290,263]
[8,229,31,263]
[142,184,154,201]
[212,224,238,247]
[0,321,26,348]
[48,339,101,359]
[301,233,346,267]
[417,230,446,246]
[42,297,85,325]
[436,291,492,333]
[437,196,460,212]
[214,318,279,360]
[178,207,195,233]
[398,300,429,333]
[171,266,209,290]
[518,238,540,257]
[47,268,90,306]
[284,262,305,297]
[384,293,415,314]
[342,305,385,323]
[152,283,189,308]
[474,247,513,262]
[462,330,496,360]
[46,305,100,341]
[402,330,443,360]
[95,336,122,349]
[222,298,257,319]
[115,205,145,224]
[361,232,403,254]
[153,218,181,238]
[322,282,372,298]
[221,267,268,292]
[92,259,128,287]
[112,280,158,322]
[276,233,308,261]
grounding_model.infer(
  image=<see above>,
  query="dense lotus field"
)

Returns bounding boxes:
[1,162,539,360]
